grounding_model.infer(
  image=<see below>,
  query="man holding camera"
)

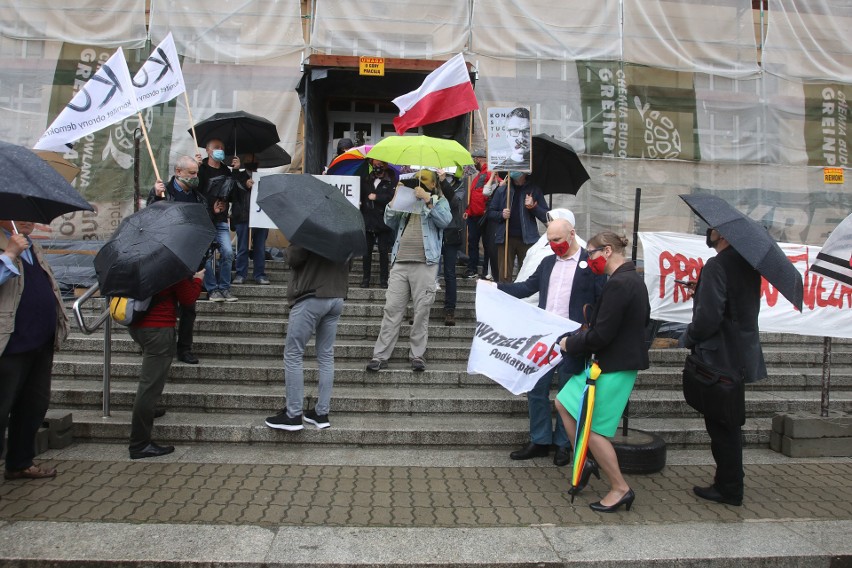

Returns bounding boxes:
[149,155,218,365]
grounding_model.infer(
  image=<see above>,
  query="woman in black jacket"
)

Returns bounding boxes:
[555,231,651,512]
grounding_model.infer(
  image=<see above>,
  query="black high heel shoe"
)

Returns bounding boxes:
[589,488,635,513]
[568,458,601,501]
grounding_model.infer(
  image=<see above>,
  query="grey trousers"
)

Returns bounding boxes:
[127,326,175,450]
[372,261,438,361]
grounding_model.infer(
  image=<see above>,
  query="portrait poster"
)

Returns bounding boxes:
[486,106,532,173]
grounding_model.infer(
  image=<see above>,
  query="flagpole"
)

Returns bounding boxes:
[184,92,199,150]
[137,113,162,182]
[503,176,511,281]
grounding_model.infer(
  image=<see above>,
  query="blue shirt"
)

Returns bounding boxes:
[0,228,33,286]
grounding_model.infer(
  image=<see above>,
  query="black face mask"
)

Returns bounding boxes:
[372,166,385,177]
[706,228,719,249]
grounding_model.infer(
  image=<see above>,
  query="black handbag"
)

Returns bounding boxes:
[682,353,745,426]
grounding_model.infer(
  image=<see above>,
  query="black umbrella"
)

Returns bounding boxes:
[531,134,590,195]
[679,193,804,311]
[257,174,366,264]
[191,111,280,156]
[94,201,215,299]
[0,141,93,223]
[252,144,292,168]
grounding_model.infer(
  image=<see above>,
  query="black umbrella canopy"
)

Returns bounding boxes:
[531,134,590,195]
[94,201,215,299]
[252,144,292,168]
[680,193,804,311]
[191,111,280,156]
[0,141,93,223]
[257,174,366,264]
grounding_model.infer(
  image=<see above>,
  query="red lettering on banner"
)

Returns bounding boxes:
[803,271,852,310]
[526,342,548,364]
[658,250,704,302]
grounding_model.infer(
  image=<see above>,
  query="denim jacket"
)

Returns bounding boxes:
[384,196,452,265]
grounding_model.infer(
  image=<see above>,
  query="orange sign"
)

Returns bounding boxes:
[359,57,384,77]
[824,167,844,184]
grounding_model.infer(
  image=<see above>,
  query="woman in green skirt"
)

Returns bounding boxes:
[555,231,651,512]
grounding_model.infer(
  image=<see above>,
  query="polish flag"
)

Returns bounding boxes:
[392,53,479,135]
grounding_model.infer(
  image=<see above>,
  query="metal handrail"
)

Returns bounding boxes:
[72,283,113,417]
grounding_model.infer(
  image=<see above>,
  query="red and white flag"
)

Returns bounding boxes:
[392,53,478,135]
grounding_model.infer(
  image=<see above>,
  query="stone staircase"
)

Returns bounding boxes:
[51,259,852,450]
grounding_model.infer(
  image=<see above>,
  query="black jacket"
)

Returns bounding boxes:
[360,174,396,233]
[146,177,208,209]
[285,245,350,307]
[685,246,767,383]
[563,261,651,374]
[229,169,253,226]
[198,159,239,224]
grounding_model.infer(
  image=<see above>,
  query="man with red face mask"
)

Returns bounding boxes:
[494,218,605,466]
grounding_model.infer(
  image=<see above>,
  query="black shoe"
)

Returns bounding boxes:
[410,357,426,372]
[509,442,550,460]
[568,458,601,498]
[366,358,388,372]
[129,442,175,460]
[177,352,199,364]
[265,411,303,431]
[153,407,166,419]
[693,485,742,506]
[553,446,571,467]
[304,409,330,429]
[590,488,636,513]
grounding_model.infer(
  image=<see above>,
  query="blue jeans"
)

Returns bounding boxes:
[441,242,459,310]
[284,296,344,417]
[204,222,233,293]
[529,363,570,447]
[234,223,268,280]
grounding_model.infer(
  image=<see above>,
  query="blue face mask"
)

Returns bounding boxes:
[211,149,226,162]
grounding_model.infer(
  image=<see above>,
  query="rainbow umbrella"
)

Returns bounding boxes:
[570,360,601,502]
[326,144,373,176]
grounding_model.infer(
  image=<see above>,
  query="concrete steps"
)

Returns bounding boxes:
[53,270,852,452]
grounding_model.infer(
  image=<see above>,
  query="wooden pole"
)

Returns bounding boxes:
[137,112,162,182]
[184,91,199,150]
[503,176,511,281]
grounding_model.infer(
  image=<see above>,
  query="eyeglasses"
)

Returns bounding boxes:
[508,128,531,137]
[587,246,607,254]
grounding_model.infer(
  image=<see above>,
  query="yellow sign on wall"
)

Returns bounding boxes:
[359,57,384,76]
[824,167,844,184]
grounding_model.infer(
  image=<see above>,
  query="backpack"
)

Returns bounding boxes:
[108,296,153,326]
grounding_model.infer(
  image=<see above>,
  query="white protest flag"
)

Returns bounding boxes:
[133,32,186,110]
[34,47,137,151]
[468,281,581,395]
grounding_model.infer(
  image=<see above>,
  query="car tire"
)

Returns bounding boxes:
[612,428,667,474]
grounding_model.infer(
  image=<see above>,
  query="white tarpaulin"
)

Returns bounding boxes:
[639,232,852,339]
[34,47,137,152]
[467,281,580,395]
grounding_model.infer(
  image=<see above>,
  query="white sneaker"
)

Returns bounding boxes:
[208,290,225,302]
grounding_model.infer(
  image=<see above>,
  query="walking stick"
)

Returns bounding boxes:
[503,176,511,281]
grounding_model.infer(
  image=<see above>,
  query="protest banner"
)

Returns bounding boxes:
[250,174,359,229]
[640,232,852,338]
[468,281,581,394]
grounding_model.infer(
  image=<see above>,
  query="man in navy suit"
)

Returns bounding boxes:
[496,218,606,466]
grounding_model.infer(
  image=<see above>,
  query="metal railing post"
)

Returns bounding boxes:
[72,283,113,417]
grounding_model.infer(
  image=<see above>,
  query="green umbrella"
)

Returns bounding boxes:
[365,135,473,169]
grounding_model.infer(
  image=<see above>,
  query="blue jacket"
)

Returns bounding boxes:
[384,195,452,265]
[486,181,549,245]
[498,250,606,376]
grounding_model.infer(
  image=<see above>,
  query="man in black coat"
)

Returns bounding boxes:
[497,218,605,466]
[359,159,396,288]
[684,227,767,506]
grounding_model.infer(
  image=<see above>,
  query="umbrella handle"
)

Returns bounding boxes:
[10,221,19,234]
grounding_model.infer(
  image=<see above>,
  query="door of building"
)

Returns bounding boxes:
[327,101,422,162]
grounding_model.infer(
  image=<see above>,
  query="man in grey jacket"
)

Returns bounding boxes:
[265,245,350,431]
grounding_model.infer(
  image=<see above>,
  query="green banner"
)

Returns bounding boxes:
[46,43,177,239]
[577,60,699,161]
[804,82,850,168]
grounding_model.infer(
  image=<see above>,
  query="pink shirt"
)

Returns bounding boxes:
[545,249,580,318]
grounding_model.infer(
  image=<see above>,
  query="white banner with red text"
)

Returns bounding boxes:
[467,281,581,395]
[639,232,852,339]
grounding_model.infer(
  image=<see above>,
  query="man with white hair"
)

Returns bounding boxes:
[496,217,605,466]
